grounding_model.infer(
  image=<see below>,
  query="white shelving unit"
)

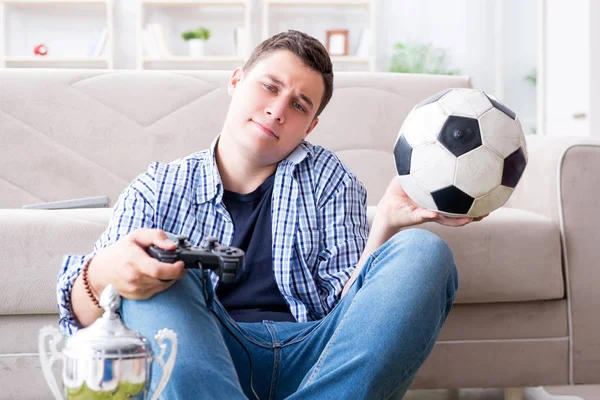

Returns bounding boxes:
[262,0,376,71]
[3,0,107,4]
[0,0,114,68]
[138,0,251,69]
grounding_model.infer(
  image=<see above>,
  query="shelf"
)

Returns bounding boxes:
[1,0,115,70]
[267,0,370,7]
[144,56,246,63]
[262,0,375,71]
[141,0,246,5]
[3,56,109,63]
[3,0,108,5]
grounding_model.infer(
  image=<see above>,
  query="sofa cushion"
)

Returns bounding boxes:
[0,208,112,315]
[0,70,473,209]
[368,206,564,304]
[1,206,562,315]
[425,207,564,304]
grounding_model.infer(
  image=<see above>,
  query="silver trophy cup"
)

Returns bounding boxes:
[39,284,178,399]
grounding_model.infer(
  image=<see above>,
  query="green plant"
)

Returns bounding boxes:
[524,68,537,86]
[181,27,211,41]
[389,41,459,75]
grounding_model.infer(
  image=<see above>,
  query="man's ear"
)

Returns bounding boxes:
[228,68,245,95]
[304,117,319,137]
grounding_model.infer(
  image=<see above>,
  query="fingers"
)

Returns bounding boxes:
[119,259,185,300]
[473,213,489,222]
[114,231,186,299]
[435,214,473,227]
[135,248,185,281]
[128,228,176,250]
[417,209,438,219]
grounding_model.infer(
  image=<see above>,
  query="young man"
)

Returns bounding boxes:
[58,30,480,399]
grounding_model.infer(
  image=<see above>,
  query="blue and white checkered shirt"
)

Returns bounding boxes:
[57,139,369,336]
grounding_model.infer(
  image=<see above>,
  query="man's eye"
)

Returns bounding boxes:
[293,102,305,112]
[264,84,276,92]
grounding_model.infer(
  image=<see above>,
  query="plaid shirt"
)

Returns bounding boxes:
[57,140,369,336]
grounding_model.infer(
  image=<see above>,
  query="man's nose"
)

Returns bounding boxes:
[265,98,286,123]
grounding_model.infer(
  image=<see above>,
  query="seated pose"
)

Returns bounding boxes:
[57,30,482,399]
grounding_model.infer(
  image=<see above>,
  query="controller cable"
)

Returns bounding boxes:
[200,265,260,400]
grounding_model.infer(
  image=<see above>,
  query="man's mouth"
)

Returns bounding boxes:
[252,120,278,138]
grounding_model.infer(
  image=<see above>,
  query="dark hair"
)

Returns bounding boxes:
[243,30,334,117]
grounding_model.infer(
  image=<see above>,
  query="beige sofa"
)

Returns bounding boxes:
[1,69,599,399]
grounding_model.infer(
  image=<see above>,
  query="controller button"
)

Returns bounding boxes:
[202,237,219,250]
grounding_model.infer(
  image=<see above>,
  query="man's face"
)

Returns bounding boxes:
[223,50,324,166]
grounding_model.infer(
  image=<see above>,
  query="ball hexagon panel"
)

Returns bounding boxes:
[478,108,522,158]
[502,147,527,188]
[455,146,503,198]
[438,88,494,119]
[410,142,456,192]
[401,101,449,148]
[393,134,413,175]
[468,185,514,217]
[398,175,438,211]
[431,185,474,215]
[438,116,482,157]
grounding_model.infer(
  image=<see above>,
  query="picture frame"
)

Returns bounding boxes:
[326,29,349,56]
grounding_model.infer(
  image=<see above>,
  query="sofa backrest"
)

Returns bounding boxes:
[0,69,472,207]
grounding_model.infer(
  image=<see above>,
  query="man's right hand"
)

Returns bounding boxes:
[88,228,187,301]
[72,229,186,327]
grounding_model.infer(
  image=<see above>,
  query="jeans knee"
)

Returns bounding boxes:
[393,228,452,255]
[120,269,211,330]
[385,228,457,282]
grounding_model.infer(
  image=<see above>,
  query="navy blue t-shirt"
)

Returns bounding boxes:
[216,173,296,323]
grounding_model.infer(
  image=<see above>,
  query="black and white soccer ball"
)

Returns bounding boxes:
[394,88,528,218]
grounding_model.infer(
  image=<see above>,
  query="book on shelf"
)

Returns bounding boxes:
[143,23,172,58]
[89,27,108,57]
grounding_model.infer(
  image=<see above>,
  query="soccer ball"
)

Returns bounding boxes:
[393,88,528,218]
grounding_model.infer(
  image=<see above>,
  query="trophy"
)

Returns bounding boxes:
[38,284,178,400]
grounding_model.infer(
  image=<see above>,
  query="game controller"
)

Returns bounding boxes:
[147,235,245,284]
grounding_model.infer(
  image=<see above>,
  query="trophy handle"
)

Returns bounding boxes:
[150,328,178,400]
[38,325,64,400]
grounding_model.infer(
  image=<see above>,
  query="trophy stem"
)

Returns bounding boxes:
[38,326,64,400]
[150,328,178,400]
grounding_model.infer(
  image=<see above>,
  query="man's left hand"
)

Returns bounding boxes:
[376,176,487,230]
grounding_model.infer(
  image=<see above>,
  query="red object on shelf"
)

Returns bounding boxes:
[34,44,48,56]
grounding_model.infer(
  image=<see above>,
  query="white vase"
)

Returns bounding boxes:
[188,39,205,57]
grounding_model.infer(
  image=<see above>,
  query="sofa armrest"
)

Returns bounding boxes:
[504,136,600,221]
[0,209,111,315]
[551,141,600,384]
[476,136,600,384]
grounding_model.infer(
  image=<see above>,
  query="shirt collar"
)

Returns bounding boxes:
[195,136,223,205]
[195,138,312,205]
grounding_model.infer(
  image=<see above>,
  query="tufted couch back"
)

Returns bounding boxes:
[0,69,471,207]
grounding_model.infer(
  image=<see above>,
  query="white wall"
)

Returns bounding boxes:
[376,0,537,133]
[1,0,537,132]
[543,0,589,136]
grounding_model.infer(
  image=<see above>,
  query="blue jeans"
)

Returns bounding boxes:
[120,229,458,400]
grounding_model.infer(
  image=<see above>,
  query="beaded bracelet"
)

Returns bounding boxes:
[82,259,102,309]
